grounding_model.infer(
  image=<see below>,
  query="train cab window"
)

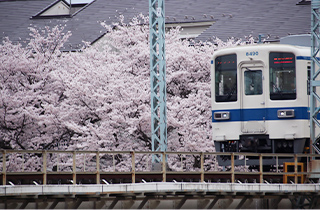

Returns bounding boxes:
[244,70,262,95]
[215,54,237,102]
[269,52,296,100]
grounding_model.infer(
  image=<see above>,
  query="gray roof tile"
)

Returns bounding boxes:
[0,0,311,50]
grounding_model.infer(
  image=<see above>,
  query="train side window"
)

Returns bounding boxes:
[215,54,237,102]
[244,70,262,95]
[269,52,296,100]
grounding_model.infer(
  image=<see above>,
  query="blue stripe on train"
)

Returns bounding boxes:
[291,56,320,61]
[212,107,309,122]
[296,56,311,60]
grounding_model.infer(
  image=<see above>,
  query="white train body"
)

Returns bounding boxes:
[211,44,311,165]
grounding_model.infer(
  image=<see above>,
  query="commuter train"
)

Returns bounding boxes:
[211,44,311,166]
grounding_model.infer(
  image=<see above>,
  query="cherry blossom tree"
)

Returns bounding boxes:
[0,26,72,152]
[0,15,250,172]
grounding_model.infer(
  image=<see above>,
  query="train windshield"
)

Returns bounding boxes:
[215,54,237,102]
[269,52,296,100]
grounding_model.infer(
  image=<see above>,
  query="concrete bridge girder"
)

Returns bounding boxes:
[1,183,320,209]
[1,194,320,209]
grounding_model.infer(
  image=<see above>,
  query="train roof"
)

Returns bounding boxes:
[213,44,311,58]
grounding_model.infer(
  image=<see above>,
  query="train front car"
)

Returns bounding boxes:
[211,44,310,166]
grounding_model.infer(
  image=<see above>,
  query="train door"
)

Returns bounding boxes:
[240,63,267,134]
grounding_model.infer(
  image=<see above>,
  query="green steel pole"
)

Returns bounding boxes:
[149,0,167,163]
[311,0,320,154]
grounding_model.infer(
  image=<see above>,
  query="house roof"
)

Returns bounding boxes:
[195,0,311,43]
[0,0,53,43]
[0,0,311,50]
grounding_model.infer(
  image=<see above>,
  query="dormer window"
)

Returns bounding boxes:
[32,0,94,18]
[296,0,311,5]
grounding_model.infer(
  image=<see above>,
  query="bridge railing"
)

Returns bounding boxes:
[0,150,319,185]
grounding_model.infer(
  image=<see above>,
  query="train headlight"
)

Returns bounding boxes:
[214,111,230,120]
[277,109,295,118]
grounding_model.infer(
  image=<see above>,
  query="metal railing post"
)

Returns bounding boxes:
[131,151,136,183]
[200,152,204,182]
[73,151,76,185]
[259,154,263,183]
[96,151,100,184]
[42,151,47,185]
[57,152,60,172]
[2,150,6,185]
[162,152,166,182]
[231,153,235,183]
[294,154,298,184]
[112,153,116,172]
